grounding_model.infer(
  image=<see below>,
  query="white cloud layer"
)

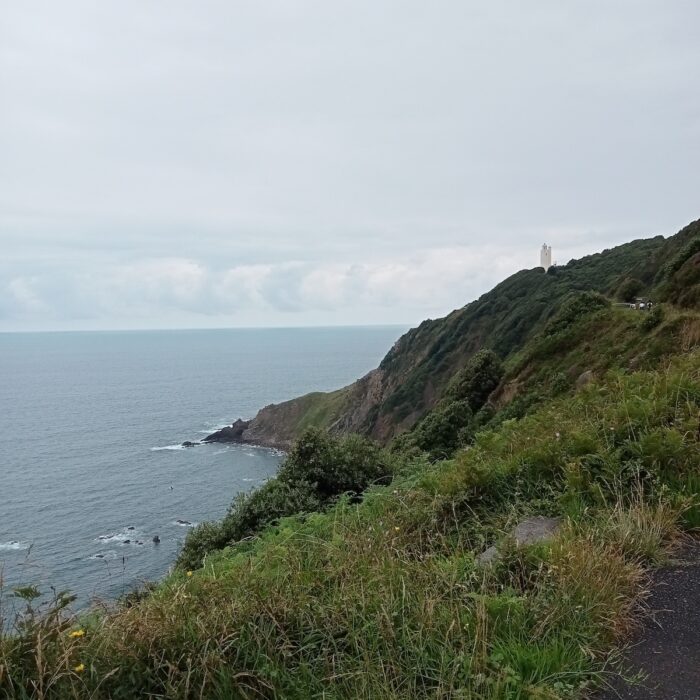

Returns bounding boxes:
[0,1,698,330]
[0,247,526,329]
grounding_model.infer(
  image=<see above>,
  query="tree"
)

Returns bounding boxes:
[278,428,393,497]
[446,349,504,411]
[616,277,643,303]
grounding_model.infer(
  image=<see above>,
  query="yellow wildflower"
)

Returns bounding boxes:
[68,629,85,638]
[74,663,85,673]
[186,571,193,577]
[394,526,400,532]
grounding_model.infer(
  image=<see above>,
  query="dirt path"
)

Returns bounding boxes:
[597,539,700,699]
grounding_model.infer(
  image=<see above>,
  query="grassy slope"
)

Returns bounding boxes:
[2,351,699,699]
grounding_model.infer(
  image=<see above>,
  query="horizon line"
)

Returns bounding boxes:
[0,322,412,335]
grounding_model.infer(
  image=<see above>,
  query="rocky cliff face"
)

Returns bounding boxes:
[205,221,698,450]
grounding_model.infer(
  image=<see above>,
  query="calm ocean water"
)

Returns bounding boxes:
[0,326,403,612]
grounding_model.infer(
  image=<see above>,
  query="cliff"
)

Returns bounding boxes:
[207,219,700,449]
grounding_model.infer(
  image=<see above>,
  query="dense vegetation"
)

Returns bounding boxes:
[1,221,699,699]
[391,349,503,459]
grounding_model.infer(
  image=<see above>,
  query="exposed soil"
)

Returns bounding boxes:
[597,539,700,700]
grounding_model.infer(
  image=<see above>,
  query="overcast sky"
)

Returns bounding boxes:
[1,1,698,331]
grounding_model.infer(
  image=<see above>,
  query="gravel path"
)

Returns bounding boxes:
[597,539,700,700]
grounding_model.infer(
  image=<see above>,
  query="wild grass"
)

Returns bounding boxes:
[1,352,699,699]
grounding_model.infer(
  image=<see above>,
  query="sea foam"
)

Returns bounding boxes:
[0,541,28,551]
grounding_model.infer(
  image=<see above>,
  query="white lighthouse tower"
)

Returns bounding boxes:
[540,244,552,272]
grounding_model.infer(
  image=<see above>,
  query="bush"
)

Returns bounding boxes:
[278,429,393,498]
[616,277,643,303]
[550,372,570,395]
[446,349,504,411]
[410,399,473,459]
[641,304,664,330]
[178,429,394,569]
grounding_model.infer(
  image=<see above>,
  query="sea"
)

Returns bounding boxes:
[0,326,403,615]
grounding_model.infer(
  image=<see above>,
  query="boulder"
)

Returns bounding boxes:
[576,370,595,388]
[478,546,500,566]
[512,516,563,546]
[203,418,250,444]
[181,441,198,448]
[477,516,563,566]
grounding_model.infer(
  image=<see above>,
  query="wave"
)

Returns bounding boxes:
[197,423,230,435]
[151,444,186,451]
[0,540,28,551]
[236,442,285,458]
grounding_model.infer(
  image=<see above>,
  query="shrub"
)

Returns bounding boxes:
[411,399,473,459]
[178,429,394,569]
[392,350,503,460]
[278,429,393,497]
[641,304,664,330]
[446,349,504,411]
[616,277,643,303]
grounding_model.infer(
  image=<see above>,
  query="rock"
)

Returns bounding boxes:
[127,526,135,530]
[576,370,595,388]
[123,539,131,544]
[477,516,563,566]
[203,418,250,444]
[181,441,198,448]
[512,516,563,546]
[477,546,500,566]
[152,535,160,544]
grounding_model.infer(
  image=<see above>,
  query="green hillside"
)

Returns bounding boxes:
[2,219,699,699]
[242,219,699,446]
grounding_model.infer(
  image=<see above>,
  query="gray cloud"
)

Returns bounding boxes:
[1,1,698,330]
